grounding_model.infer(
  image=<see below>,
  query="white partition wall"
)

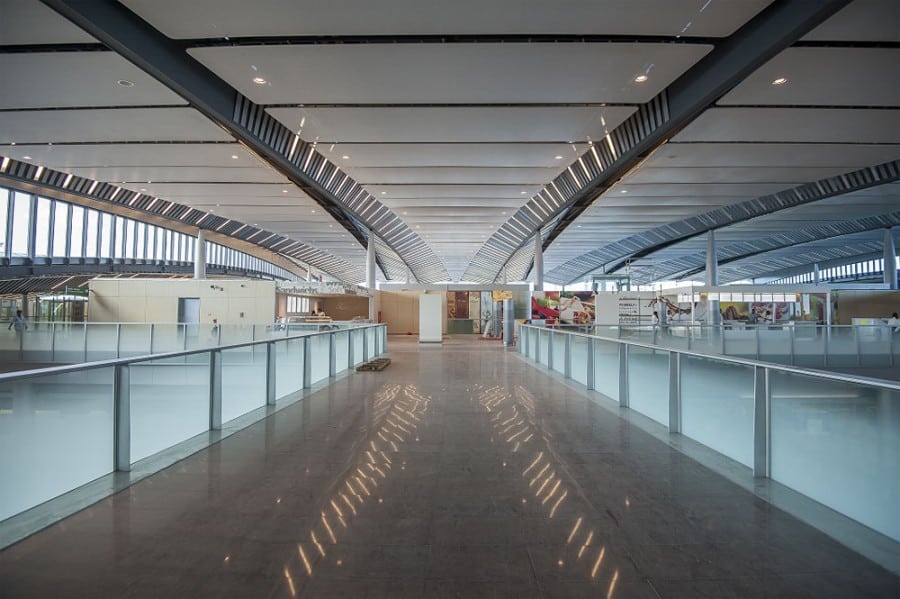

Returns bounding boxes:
[419,293,443,343]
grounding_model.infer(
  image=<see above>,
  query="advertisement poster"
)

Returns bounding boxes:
[447,291,457,318]
[455,292,469,319]
[749,302,792,323]
[481,292,494,335]
[532,292,596,325]
[468,293,481,332]
[720,302,750,321]
[617,295,642,325]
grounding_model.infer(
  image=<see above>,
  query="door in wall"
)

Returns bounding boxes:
[178,297,201,339]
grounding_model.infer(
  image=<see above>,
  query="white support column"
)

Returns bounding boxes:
[367,233,377,321]
[306,262,313,282]
[813,263,820,285]
[533,233,543,292]
[884,228,897,290]
[706,230,720,325]
[194,228,207,279]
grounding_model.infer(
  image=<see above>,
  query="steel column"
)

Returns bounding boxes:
[114,364,131,471]
[209,350,222,429]
[753,366,771,478]
[668,352,681,433]
[266,342,277,405]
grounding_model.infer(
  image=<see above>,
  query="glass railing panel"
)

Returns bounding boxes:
[528,327,538,359]
[570,335,589,386]
[308,333,331,385]
[680,355,754,467]
[275,338,304,399]
[722,329,756,359]
[686,328,720,356]
[792,325,825,368]
[654,329,690,351]
[352,329,365,366]
[130,355,210,462]
[857,326,892,367]
[119,324,152,358]
[551,333,566,375]
[825,327,858,367]
[221,346,266,423]
[21,323,53,362]
[0,367,115,521]
[770,370,900,542]
[592,338,619,401]
[367,327,376,357]
[758,327,792,364]
[538,329,550,367]
[627,345,670,425]
[334,331,350,373]
[150,324,182,354]
[85,323,118,361]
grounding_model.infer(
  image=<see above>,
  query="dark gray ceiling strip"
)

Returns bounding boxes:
[463,0,852,284]
[546,160,900,284]
[39,0,448,284]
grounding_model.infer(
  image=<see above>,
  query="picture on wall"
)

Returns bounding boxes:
[447,291,457,318]
[455,292,469,319]
[469,292,481,332]
[532,291,595,325]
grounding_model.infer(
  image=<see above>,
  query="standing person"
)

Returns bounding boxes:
[887,312,900,334]
[651,311,660,325]
[8,309,27,351]
[210,318,221,344]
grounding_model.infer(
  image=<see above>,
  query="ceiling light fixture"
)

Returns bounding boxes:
[380,191,386,195]
[117,79,134,87]
[772,77,788,85]
[554,155,564,160]
[22,155,32,160]
[342,155,349,160]
[620,189,628,193]
[282,189,288,193]
[634,74,649,83]
[231,154,239,159]
[252,76,267,85]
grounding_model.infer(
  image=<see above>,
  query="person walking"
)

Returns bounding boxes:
[8,309,27,355]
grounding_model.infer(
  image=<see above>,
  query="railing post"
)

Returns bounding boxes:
[303,336,312,389]
[755,325,760,360]
[564,333,572,378]
[348,330,355,366]
[115,323,122,359]
[209,350,222,430]
[618,344,629,407]
[535,329,542,364]
[50,322,56,362]
[329,332,336,377]
[266,342,277,405]
[753,365,771,478]
[586,337,595,390]
[823,326,829,368]
[362,328,369,362]
[182,323,188,351]
[114,364,131,472]
[149,323,155,354]
[82,323,89,362]
[668,352,681,433]
[789,325,795,366]
[854,325,861,366]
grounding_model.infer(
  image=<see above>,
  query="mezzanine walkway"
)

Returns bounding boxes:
[1,336,897,598]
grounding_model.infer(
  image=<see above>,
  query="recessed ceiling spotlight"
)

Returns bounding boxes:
[311,209,316,213]
[772,77,788,85]
[252,76,267,85]
[282,189,288,193]
[402,211,408,215]
[117,79,135,87]
[501,211,507,215]
[620,189,628,193]
[520,191,527,194]
[140,188,147,192]
[380,191,387,195]
[634,74,649,83]
[231,154,239,159]
[342,155,350,160]
[554,155,564,160]
[22,155,32,160]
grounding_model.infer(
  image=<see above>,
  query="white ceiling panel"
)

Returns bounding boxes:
[648,143,900,168]
[124,0,771,38]
[719,48,900,107]
[349,167,561,185]
[0,0,96,44]
[369,185,539,199]
[128,183,312,205]
[62,166,287,185]
[803,0,900,42]
[191,43,710,104]
[0,143,257,168]
[0,52,187,109]
[672,108,900,143]
[318,143,589,168]
[267,106,636,143]
[622,167,843,185]
[0,108,235,144]
[377,197,530,209]
[593,183,797,198]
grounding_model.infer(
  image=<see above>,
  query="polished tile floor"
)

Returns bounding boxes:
[1,337,897,598]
